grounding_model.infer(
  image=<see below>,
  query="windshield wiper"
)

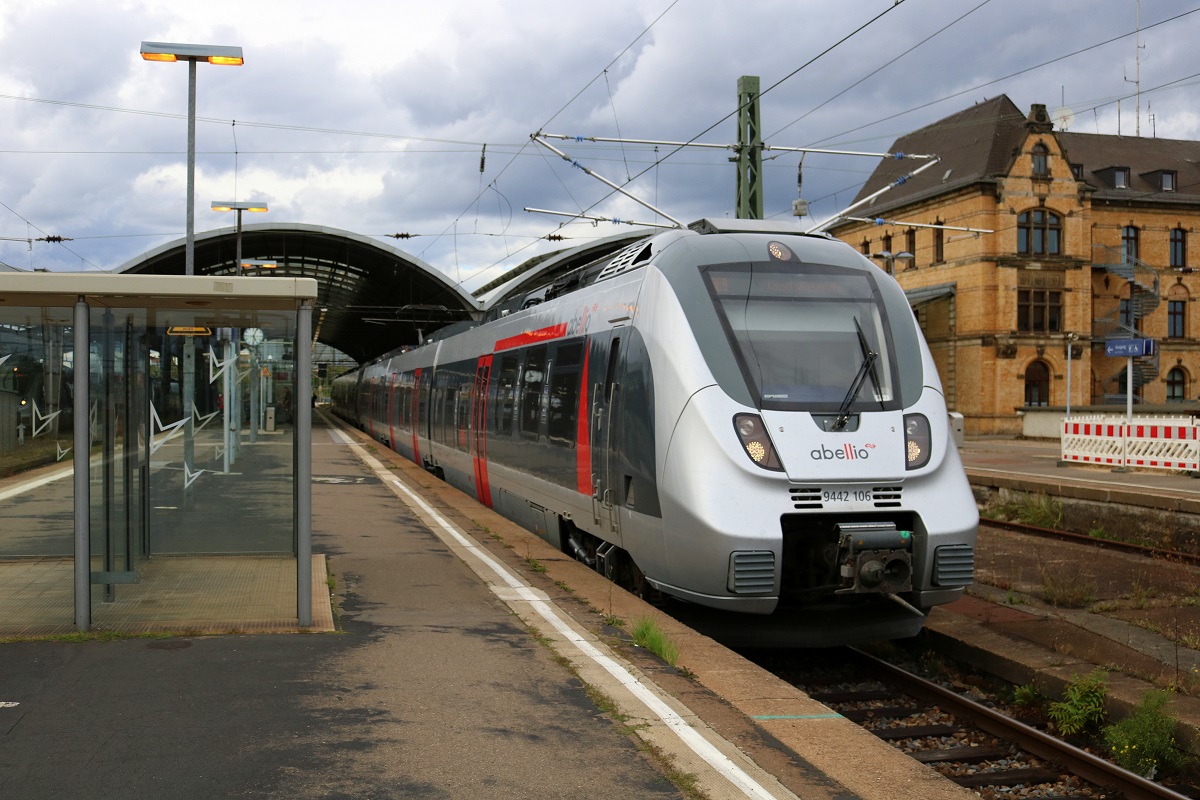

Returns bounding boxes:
[854,317,882,402]
[833,318,878,431]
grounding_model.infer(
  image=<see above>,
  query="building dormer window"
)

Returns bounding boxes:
[1071,163,1084,179]
[1162,171,1177,192]
[1114,168,1130,189]
[1031,143,1049,177]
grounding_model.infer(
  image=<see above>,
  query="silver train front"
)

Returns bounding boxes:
[333,224,978,645]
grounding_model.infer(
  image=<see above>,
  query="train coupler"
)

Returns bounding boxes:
[833,522,913,595]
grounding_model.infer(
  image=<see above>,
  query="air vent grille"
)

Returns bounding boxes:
[872,486,903,508]
[728,551,775,594]
[933,544,975,587]
[788,487,822,509]
[595,242,652,282]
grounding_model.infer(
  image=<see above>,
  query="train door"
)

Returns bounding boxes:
[470,355,493,507]
[387,370,398,451]
[590,329,624,540]
[410,368,423,467]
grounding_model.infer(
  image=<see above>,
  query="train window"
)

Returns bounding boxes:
[493,355,518,436]
[548,343,583,446]
[703,264,900,412]
[520,346,547,438]
[455,375,472,451]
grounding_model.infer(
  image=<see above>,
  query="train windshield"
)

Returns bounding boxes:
[702,263,902,413]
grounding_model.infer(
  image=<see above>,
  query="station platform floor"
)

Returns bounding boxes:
[3,421,1200,798]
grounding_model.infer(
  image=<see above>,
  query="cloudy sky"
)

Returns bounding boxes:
[1,0,1198,291]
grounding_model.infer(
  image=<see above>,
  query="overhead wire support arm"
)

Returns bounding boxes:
[537,132,937,161]
[806,156,943,234]
[532,133,684,228]
[524,207,676,230]
[842,216,993,235]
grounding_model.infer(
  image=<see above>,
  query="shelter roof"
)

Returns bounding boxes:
[115,223,480,364]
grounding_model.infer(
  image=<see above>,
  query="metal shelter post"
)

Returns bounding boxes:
[73,297,90,630]
[296,300,313,626]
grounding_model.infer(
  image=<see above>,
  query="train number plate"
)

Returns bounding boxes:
[822,489,873,504]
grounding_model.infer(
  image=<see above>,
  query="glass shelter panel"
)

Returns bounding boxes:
[0,272,312,634]
[0,307,77,630]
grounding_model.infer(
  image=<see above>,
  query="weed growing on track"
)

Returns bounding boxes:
[982,491,1064,528]
[1038,560,1096,608]
[1047,669,1108,735]
[1102,689,1191,778]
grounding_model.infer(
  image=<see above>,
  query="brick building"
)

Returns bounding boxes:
[828,95,1200,435]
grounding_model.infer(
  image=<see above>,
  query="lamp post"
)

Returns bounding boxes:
[141,41,243,504]
[211,201,268,275]
[1065,332,1079,420]
[140,42,244,277]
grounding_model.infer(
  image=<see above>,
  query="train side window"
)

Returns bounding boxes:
[548,343,583,446]
[520,346,547,439]
[494,355,518,436]
[455,374,472,451]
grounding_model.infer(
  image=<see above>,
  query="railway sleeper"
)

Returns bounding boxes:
[872,723,962,740]
[912,746,1012,764]
[949,767,1065,789]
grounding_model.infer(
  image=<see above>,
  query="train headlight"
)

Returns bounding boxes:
[733,413,784,471]
[904,413,932,470]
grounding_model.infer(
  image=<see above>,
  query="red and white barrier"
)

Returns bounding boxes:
[1060,416,1200,472]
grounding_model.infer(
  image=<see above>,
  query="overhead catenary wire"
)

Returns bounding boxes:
[3,3,1200,280]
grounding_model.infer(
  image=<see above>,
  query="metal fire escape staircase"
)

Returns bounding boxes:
[1092,244,1160,401]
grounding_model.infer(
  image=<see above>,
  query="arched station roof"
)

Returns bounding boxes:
[116,223,481,364]
[116,223,661,365]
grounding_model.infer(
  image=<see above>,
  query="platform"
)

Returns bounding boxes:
[5,424,1200,797]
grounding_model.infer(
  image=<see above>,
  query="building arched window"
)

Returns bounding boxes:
[1168,284,1189,339]
[1167,367,1188,403]
[1032,143,1050,177]
[1024,360,1051,407]
[1017,209,1062,256]
[1122,225,1140,263]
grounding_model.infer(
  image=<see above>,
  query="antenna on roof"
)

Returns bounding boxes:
[1123,0,1146,136]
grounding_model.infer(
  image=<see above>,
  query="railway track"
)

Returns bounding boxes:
[981,517,1200,567]
[758,647,1196,799]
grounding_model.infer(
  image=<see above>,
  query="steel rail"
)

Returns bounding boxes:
[980,518,1200,568]
[852,648,1193,800]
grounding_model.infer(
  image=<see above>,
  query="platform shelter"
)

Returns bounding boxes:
[0,273,318,631]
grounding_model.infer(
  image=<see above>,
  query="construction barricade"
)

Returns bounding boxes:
[1060,416,1200,472]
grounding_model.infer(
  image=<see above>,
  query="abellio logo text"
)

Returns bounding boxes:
[811,443,875,461]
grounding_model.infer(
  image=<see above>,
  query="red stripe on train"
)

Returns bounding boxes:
[494,323,568,352]
[576,347,591,495]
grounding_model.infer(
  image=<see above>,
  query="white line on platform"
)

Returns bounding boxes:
[346,442,781,800]
[0,466,73,503]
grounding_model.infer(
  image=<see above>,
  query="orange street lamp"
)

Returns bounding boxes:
[211,201,268,275]
[140,41,244,276]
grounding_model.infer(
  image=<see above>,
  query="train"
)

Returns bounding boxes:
[331,218,977,646]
